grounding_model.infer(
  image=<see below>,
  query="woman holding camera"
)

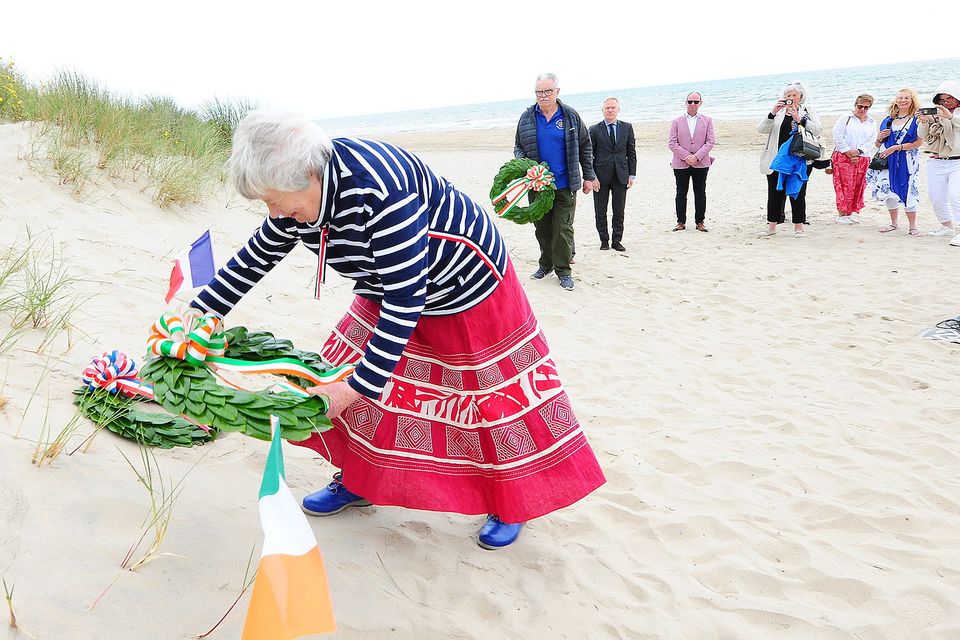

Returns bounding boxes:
[758,81,822,237]
[831,94,878,224]
[866,89,924,236]
[918,80,960,244]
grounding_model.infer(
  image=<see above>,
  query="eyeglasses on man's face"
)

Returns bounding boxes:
[855,104,871,110]
[535,89,556,97]
[687,100,701,105]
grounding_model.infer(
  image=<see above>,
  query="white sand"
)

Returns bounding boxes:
[1,117,959,639]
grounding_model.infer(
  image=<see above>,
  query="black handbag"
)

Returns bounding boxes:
[790,124,823,160]
[869,151,888,171]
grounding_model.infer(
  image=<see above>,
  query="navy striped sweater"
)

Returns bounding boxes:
[191,138,509,398]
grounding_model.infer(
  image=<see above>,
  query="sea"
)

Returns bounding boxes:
[318,58,960,136]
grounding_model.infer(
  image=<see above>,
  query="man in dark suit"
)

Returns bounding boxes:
[589,97,636,251]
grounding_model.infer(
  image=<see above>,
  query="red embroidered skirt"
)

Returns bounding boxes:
[293,263,606,523]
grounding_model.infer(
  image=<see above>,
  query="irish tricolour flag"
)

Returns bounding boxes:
[165,230,215,303]
[242,417,336,639]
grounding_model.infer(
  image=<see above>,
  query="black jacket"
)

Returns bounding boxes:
[589,120,637,185]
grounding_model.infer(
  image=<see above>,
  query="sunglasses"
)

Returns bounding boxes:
[687,100,701,105]
[855,104,871,110]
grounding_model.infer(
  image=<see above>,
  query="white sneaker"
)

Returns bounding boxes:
[928,226,956,237]
[950,233,960,247]
[850,214,862,223]
[836,216,855,225]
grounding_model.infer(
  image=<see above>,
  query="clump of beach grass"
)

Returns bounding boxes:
[3,58,257,207]
[90,445,202,609]
[32,396,86,467]
[118,445,202,571]
[0,229,82,357]
[2,577,15,628]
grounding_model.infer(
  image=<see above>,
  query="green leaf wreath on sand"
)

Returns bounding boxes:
[75,321,344,448]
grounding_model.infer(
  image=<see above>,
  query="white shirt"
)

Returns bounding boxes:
[686,114,698,138]
[833,115,878,155]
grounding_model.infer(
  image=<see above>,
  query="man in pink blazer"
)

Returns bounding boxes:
[668,92,716,232]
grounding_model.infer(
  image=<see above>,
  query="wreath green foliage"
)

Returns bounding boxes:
[72,388,218,449]
[140,355,332,443]
[75,326,334,448]
[488,158,556,224]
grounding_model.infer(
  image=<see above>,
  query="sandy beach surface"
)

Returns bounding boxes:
[1,115,959,640]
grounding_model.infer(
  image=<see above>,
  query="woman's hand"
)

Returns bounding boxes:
[786,106,802,123]
[879,145,899,159]
[877,129,891,142]
[771,100,786,114]
[306,380,363,420]
[917,114,930,124]
[937,105,953,120]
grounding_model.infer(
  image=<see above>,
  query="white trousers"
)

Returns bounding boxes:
[927,158,960,225]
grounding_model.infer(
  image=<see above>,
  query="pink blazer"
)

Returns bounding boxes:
[668,114,716,169]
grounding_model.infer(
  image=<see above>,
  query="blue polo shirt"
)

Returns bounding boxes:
[535,104,569,189]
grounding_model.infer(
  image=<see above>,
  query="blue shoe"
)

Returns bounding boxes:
[530,267,552,280]
[477,515,525,550]
[301,473,371,516]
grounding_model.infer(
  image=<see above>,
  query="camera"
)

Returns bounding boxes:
[784,99,795,105]
[919,106,939,116]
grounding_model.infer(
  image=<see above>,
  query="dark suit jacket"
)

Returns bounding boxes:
[589,120,637,185]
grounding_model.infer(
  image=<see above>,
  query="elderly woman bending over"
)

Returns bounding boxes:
[189,111,605,550]
[758,81,822,237]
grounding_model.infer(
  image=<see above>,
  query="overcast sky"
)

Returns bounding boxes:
[5,1,950,119]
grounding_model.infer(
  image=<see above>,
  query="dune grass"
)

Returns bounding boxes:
[1,57,256,207]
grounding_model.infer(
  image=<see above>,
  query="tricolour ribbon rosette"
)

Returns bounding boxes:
[491,164,555,217]
[147,311,227,366]
[81,350,148,397]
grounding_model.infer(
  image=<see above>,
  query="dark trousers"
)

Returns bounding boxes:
[592,179,626,244]
[533,189,576,276]
[674,167,709,224]
[766,171,807,224]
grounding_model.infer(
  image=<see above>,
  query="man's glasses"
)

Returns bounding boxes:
[855,104,871,110]
[535,89,556,97]
[687,100,701,104]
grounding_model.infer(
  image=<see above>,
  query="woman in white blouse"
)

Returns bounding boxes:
[831,94,878,224]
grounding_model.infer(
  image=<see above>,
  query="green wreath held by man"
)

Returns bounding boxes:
[489,158,556,224]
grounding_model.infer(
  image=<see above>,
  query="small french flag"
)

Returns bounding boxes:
[165,230,216,304]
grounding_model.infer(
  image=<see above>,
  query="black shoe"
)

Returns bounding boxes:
[600,242,610,250]
[612,242,626,252]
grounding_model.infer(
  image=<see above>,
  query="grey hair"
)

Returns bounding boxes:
[535,72,559,86]
[782,81,809,104]
[602,96,620,105]
[228,109,333,199]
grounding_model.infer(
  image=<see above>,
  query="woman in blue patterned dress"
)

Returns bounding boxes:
[867,89,924,236]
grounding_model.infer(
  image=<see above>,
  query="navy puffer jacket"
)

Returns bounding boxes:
[514,100,596,191]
